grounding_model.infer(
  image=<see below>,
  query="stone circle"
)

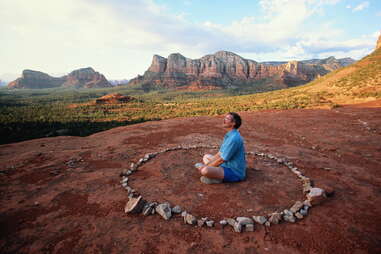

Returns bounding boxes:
[120,145,328,233]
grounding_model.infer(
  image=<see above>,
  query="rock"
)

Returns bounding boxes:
[121,170,132,177]
[142,203,154,216]
[171,205,182,214]
[181,211,187,217]
[124,196,146,214]
[245,224,254,232]
[307,188,327,205]
[63,67,112,88]
[197,219,205,227]
[121,177,128,183]
[253,216,267,225]
[300,208,308,216]
[122,182,128,188]
[155,203,172,220]
[233,222,242,233]
[303,183,312,193]
[303,200,312,207]
[265,221,271,227]
[290,201,304,213]
[283,214,296,223]
[184,213,197,225]
[283,210,296,223]
[226,218,236,226]
[295,212,304,219]
[127,52,352,90]
[236,217,253,225]
[130,163,136,171]
[206,220,214,227]
[268,213,282,224]
[376,34,381,50]
[95,93,135,104]
[219,220,228,226]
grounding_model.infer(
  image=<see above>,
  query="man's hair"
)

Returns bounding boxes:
[229,112,242,129]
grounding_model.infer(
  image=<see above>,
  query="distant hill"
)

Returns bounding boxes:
[108,79,129,86]
[128,51,355,90]
[8,67,112,89]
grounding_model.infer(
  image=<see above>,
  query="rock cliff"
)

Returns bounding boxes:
[128,51,355,89]
[8,67,112,89]
[376,33,381,50]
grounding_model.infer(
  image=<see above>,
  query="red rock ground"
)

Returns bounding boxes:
[1,101,381,254]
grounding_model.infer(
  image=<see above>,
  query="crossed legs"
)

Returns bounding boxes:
[199,154,224,180]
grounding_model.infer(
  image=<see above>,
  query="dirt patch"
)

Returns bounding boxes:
[1,104,381,253]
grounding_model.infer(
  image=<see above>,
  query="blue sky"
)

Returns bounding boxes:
[0,0,380,80]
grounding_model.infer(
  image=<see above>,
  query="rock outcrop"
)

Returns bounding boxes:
[7,70,66,89]
[62,67,112,88]
[128,51,355,90]
[8,67,112,89]
[95,93,135,104]
[376,33,381,50]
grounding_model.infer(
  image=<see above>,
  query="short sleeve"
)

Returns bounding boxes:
[220,137,239,161]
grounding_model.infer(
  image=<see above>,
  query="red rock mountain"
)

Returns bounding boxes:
[8,67,112,89]
[128,51,354,89]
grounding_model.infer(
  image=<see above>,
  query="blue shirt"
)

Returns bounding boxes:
[219,129,246,180]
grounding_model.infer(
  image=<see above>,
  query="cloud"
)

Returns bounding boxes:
[0,0,376,79]
[352,1,369,12]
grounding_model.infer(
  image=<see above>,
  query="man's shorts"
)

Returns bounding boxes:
[222,166,243,182]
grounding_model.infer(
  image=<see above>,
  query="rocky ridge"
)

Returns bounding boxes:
[8,67,112,89]
[128,51,355,89]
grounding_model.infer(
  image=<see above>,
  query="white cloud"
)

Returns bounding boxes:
[352,1,369,12]
[0,0,376,80]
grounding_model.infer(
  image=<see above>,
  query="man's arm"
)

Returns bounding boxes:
[205,152,225,167]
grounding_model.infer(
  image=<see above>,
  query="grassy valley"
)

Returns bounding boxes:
[1,48,380,144]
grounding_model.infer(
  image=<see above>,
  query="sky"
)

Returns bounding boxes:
[0,0,380,80]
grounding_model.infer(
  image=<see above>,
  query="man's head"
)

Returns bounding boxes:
[223,112,242,129]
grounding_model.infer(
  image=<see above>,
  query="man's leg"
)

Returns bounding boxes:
[200,166,224,180]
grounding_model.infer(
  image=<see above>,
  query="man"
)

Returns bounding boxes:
[195,112,246,184]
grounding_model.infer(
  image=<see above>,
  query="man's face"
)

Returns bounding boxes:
[223,114,235,129]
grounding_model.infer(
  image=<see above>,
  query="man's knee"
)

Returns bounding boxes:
[200,166,210,176]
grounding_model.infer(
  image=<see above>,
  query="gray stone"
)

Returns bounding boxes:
[283,213,296,223]
[226,218,236,226]
[181,211,187,217]
[245,224,254,232]
[236,217,253,225]
[300,208,308,216]
[197,219,205,227]
[290,201,304,213]
[219,220,227,226]
[171,205,182,214]
[142,203,153,216]
[156,203,172,220]
[233,222,242,233]
[295,212,304,219]
[206,220,214,227]
[253,216,267,225]
[307,187,327,205]
[122,182,128,187]
[268,212,282,224]
[265,221,271,227]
